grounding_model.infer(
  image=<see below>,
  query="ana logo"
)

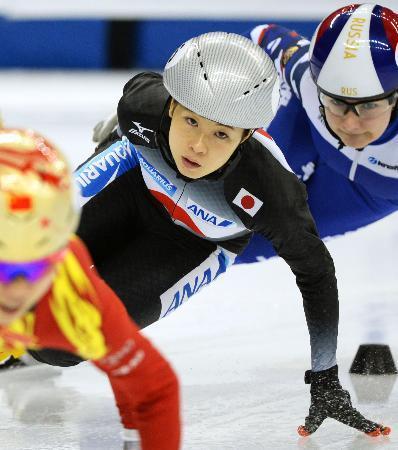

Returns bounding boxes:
[135,150,177,196]
[232,188,263,217]
[160,250,229,318]
[186,198,234,228]
[368,156,378,165]
[128,121,153,143]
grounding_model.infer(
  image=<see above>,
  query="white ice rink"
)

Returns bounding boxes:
[0,72,397,450]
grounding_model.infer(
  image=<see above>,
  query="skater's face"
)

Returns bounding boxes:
[0,267,55,325]
[168,100,251,179]
[322,94,397,148]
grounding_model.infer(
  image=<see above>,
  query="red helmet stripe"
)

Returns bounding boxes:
[0,148,64,187]
[381,6,398,51]
[316,4,360,42]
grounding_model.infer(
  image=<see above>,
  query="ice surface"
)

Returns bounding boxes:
[0,71,397,449]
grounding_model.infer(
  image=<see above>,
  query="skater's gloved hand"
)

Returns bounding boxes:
[92,111,118,143]
[298,365,391,437]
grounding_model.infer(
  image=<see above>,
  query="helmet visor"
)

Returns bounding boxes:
[319,92,398,119]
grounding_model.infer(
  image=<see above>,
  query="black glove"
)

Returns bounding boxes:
[298,365,391,436]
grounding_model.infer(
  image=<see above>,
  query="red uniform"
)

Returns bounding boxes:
[0,236,180,450]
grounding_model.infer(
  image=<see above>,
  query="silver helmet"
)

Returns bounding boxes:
[163,32,280,129]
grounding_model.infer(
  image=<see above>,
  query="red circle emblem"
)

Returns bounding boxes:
[241,195,255,210]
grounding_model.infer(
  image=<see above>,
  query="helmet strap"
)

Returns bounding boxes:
[318,104,345,150]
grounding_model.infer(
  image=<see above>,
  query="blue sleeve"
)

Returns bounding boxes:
[75,136,139,205]
[245,24,311,100]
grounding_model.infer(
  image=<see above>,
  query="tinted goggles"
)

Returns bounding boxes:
[0,249,66,283]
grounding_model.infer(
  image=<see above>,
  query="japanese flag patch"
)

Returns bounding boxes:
[232,188,263,217]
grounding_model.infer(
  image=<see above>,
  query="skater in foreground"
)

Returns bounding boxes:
[0,129,180,450]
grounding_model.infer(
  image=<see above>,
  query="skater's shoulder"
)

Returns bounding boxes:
[225,131,305,221]
[119,72,169,119]
[118,72,169,145]
[237,129,295,180]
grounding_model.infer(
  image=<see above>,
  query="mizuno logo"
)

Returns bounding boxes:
[133,122,153,134]
[129,121,153,143]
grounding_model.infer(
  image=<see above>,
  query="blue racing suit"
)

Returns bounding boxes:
[237,24,398,263]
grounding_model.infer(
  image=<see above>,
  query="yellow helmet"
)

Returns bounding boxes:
[0,129,80,262]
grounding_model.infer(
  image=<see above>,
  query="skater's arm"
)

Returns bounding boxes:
[74,137,140,263]
[72,238,181,450]
[228,138,338,372]
[245,24,310,100]
[259,181,338,372]
[94,278,180,450]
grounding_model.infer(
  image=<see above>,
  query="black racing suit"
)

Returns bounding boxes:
[31,72,339,372]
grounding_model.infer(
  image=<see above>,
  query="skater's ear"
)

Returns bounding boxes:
[168,98,178,118]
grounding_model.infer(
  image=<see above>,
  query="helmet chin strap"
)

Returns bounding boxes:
[318,104,346,150]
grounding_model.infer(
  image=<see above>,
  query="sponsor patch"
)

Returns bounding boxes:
[368,156,398,171]
[160,248,234,318]
[186,198,235,228]
[128,121,153,144]
[135,150,177,196]
[75,138,135,198]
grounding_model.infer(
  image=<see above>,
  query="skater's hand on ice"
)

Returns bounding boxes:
[297,365,391,437]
